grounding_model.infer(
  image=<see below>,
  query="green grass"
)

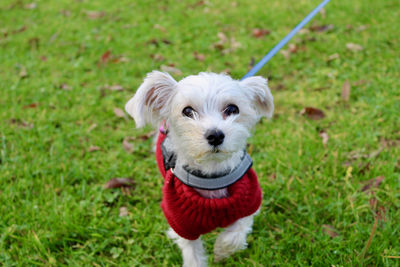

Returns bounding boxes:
[1,0,399,266]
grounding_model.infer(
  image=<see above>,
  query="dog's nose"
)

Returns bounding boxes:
[205,129,225,147]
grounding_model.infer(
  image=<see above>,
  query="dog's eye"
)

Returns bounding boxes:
[182,106,195,118]
[223,104,239,117]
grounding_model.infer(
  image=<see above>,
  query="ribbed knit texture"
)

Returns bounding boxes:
[156,131,262,240]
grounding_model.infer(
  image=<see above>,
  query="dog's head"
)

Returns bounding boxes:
[125,71,273,165]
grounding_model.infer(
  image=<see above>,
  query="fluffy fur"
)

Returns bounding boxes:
[125,71,273,266]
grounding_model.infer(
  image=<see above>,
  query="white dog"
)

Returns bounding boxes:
[125,71,273,267]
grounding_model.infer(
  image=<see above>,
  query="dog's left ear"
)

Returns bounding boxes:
[125,71,178,127]
[240,76,274,118]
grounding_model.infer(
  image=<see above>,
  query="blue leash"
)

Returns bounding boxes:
[241,0,331,80]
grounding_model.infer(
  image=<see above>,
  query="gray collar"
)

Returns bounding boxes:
[161,137,253,190]
[172,152,253,190]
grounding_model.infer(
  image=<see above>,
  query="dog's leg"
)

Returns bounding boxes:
[213,210,259,262]
[167,228,207,267]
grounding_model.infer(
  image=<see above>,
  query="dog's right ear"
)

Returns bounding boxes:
[125,71,177,127]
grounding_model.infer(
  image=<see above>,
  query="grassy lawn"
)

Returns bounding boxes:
[1,0,399,266]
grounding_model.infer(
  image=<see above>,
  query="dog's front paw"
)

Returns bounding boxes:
[213,229,248,262]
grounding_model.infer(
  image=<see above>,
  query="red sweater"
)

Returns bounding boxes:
[156,131,262,240]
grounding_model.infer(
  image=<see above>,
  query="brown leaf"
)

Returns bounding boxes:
[10,118,34,129]
[40,56,48,62]
[193,51,205,61]
[341,80,351,101]
[19,67,28,78]
[326,53,339,62]
[288,43,298,53]
[88,146,101,152]
[138,130,156,141]
[160,65,182,75]
[252,28,270,38]
[88,123,97,132]
[60,84,72,91]
[122,138,134,153]
[107,85,124,91]
[319,131,329,146]
[356,25,369,32]
[212,32,228,50]
[119,207,129,217]
[361,176,385,193]
[346,43,363,52]
[150,53,165,61]
[24,3,37,9]
[60,10,71,17]
[104,178,135,189]
[113,108,125,118]
[322,224,339,238]
[85,11,105,19]
[310,24,334,32]
[12,26,27,35]
[23,103,39,109]
[280,49,290,59]
[300,107,325,120]
[100,50,112,64]
[28,37,40,49]
[153,24,166,32]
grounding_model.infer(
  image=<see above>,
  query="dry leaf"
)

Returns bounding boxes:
[319,131,329,146]
[300,107,325,120]
[151,53,165,61]
[85,11,105,19]
[322,224,339,238]
[346,43,363,52]
[10,118,33,129]
[122,138,134,153]
[108,85,124,91]
[160,65,182,75]
[154,24,166,32]
[361,176,385,193]
[299,28,310,35]
[23,103,39,109]
[288,43,298,53]
[88,123,97,132]
[212,32,228,50]
[138,130,156,140]
[24,3,37,9]
[19,67,28,78]
[113,108,125,118]
[60,84,72,91]
[101,50,111,62]
[119,207,129,217]
[327,53,340,62]
[341,81,351,101]
[310,24,334,32]
[280,49,290,59]
[88,146,101,152]
[193,51,205,61]
[104,178,135,189]
[356,25,369,32]
[252,28,271,38]
[60,10,71,17]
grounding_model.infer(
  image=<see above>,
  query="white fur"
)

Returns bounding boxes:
[125,71,273,266]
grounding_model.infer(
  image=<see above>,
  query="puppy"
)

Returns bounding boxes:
[125,71,273,267]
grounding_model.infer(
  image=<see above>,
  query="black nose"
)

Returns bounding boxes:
[205,129,225,147]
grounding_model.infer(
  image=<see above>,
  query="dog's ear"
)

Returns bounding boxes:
[240,76,274,118]
[125,71,177,127]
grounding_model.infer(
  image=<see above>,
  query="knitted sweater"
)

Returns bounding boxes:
[155,131,262,240]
